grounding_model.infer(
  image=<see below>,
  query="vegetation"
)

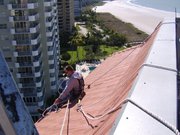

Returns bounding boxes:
[60,9,149,66]
[96,13,148,42]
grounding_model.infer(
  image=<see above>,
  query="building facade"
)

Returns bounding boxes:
[74,0,82,17]
[57,0,74,33]
[0,0,60,121]
[0,51,39,134]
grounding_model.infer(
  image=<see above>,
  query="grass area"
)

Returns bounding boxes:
[67,45,125,64]
[96,13,149,42]
[100,45,125,55]
[67,46,86,64]
[67,51,78,64]
[62,12,149,65]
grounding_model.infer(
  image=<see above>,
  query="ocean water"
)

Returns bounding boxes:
[131,0,180,13]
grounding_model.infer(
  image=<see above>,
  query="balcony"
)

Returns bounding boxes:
[29,13,39,21]
[48,49,54,55]
[45,12,52,17]
[37,91,43,97]
[49,68,55,73]
[33,61,40,67]
[47,41,53,46]
[44,1,53,7]
[12,35,40,45]
[46,31,53,37]
[48,59,54,65]
[45,21,53,27]
[7,3,38,10]
[31,34,41,45]
[34,71,42,77]
[49,64,55,70]
[16,72,34,78]
[20,87,37,94]
[50,76,56,82]
[9,13,39,22]
[13,51,32,57]
[32,43,41,51]
[15,62,33,67]
[18,82,36,88]
[30,24,40,33]
[10,24,40,34]
[33,52,42,63]
[32,50,39,56]
[36,81,42,87]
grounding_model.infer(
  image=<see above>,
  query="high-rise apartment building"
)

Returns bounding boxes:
[74,0,82,17]
[57,0,74,33]
[0,0,60,121]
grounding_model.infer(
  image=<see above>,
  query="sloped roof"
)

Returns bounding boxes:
[35,25,159,135]
[111,18,178,135]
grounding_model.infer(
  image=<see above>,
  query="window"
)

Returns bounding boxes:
[20,88,35,94]
[19,77,33,83]
[16,56,31,63]
[18,67,32,74]
[5,57,12,62]
[0,24,7,29]
[15,45,30,52]
[23,96,37,103]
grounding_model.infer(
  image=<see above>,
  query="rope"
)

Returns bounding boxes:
[77,100,126,120]
[143,64,177,73]
[82,28,160,109]
[83,59,142,109]
[81,36,154,109]
[77,98,180,135]
[60,99,70,135]
[87,46,139,87]
[128,99,180,135]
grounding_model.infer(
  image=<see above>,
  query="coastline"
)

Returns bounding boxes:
[94,0,179,34]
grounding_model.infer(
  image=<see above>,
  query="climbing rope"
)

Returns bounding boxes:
[77,98,180,135]
[82,61,142,109]
[85,24,160,89]
[60,99,70,135]
[86,46,138,88]
[128,99,180,135]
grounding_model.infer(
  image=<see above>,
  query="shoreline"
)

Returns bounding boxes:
[94,0,179,34]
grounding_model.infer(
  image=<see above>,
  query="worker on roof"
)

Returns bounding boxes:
[54,65,85,104]
[38,65,85,117]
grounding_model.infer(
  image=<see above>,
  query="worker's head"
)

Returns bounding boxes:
[64,65,74,77]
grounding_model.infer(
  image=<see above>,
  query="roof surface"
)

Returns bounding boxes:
[111,18,178,135]
[35,25,158,135]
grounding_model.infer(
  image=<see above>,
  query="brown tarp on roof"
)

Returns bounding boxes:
[35,26,159,135]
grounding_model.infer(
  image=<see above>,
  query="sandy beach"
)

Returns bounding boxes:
[77,0,179,78]
[94,0,179,34]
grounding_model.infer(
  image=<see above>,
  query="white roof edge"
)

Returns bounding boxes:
[110,18,178,135]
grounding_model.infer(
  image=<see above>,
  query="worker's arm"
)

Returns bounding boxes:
[59,78,75,99]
